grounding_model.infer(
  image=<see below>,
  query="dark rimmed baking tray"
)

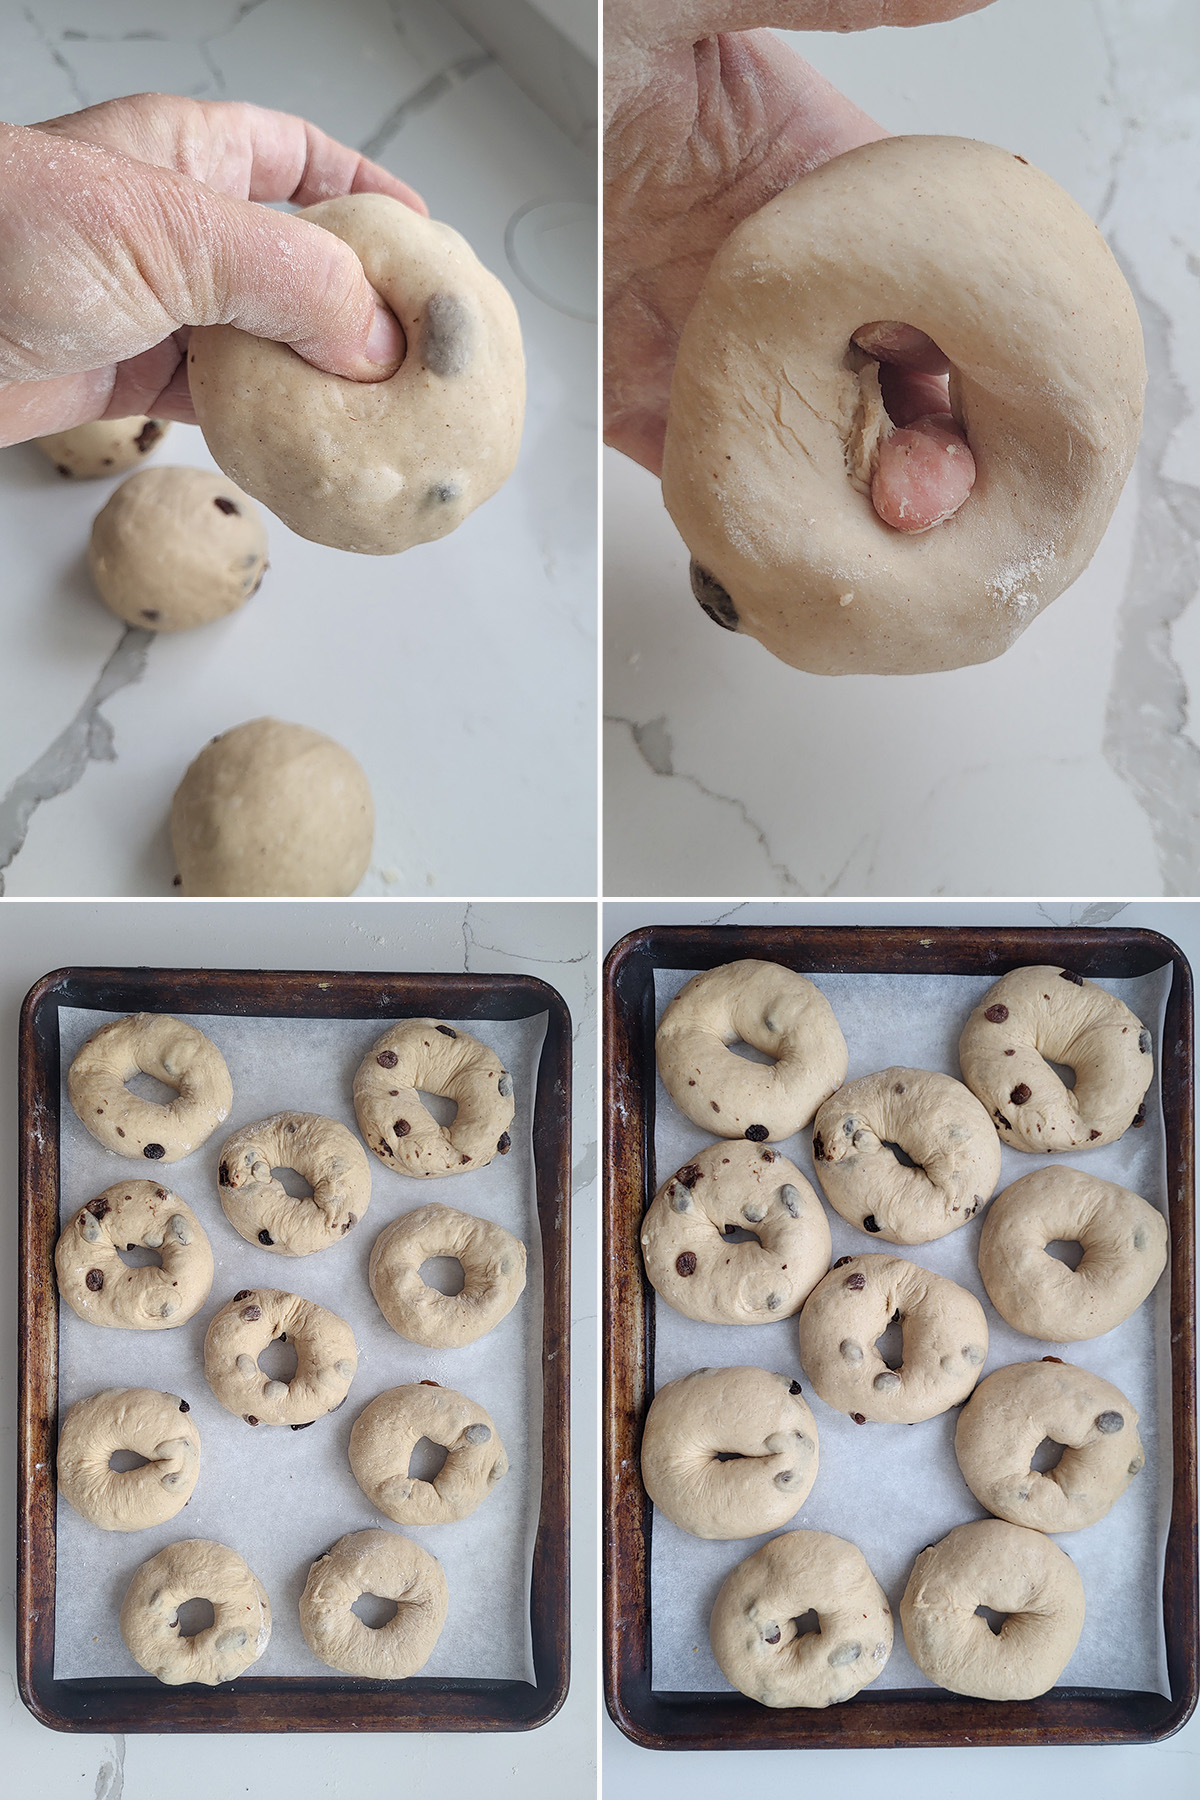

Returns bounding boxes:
[603,924,1197,1751]
[19,966,571,1734]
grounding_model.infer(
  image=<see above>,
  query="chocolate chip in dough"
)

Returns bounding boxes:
[689,559,739,630]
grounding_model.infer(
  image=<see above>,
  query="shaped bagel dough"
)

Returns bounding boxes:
[662,135,1144,675]
[189,194,525,553]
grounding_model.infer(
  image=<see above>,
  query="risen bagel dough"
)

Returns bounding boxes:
[812,1067,1001,1244]
[977,1164,1168,1341]
[299,1529,448,1678]
[958,966,1153,1151]
[369,1201,527,1347]
[900,1520,1085,1700]
[710,1530,893,1708]
[68,1011,233,1161]
[641,1141,831,1324]
[189,193,525,554]
[170,718,374,897]
[797,1253,987,1424]
[662,135,1144,676]
[354,1019,515,1177]
[955,1359,1144,1533]
[641,1366,819,1539]
[203,1287,357,1426]
[218,1112,371,1256]
[88,466,268,631]
[349,1383,508,1525]
[120,1538,271,1685]
[57,1387,200,1530]
[56,1183,213,1329]
[34,415,167,477]
[655,960,848,1140]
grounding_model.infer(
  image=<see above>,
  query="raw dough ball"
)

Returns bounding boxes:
[188,193,525,554]
[170,718,374,896]
[662,135,1145,675]
[34,415,168,478]
[88,466,267,631]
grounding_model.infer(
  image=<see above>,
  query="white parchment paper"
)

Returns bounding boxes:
[53,1003,548,1684]
[647,964,1174,1699]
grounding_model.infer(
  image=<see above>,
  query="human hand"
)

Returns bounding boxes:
[0,93,426,447]
[605,0,994,531]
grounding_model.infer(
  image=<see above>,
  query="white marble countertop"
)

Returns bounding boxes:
[600,897,1199,1795]
[0,897,598,1797]
[0,0,597,898]
[604,0,1200,898]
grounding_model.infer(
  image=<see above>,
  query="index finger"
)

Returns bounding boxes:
[610,0,995,50]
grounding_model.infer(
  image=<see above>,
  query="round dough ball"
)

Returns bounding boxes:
[88,466,267,631]
[188,193,525,554]
[170,718,374,896]
[34,415,168,478]
[661,135,1144,675]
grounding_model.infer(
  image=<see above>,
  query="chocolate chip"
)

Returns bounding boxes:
[690,559,739,630]
[1059,969,1084,985]
[677,1163,703,1189]
[1089,1129,1101,1141]
[850,1413,866,1425]
[218,1162,231,1186]
[134,421,163,453]
[779,1184,801,1218]
[241,1305,262,1321]
[1096,1411,1124,1433]
[377,1050,398,1068]
[1009,1084,1032,1105]
[995,1112,1012,1131]
[436,1024,457,1038]
[258,1230,273,1245]
[116,1127,125,1138]
[172,875,182,887]
[344,1213,357,1230]
[1004,1048,1015,1056]
[233,1290,252,1302]
[675,1252,697,1277]
[1133,1103,1146,1127]
[178,1399,190,1412]
[845,1272,866,1290]
[812,1132,825,1162]
[422,291,474,376]
[141,609,160,621]
[789,1380,802,1395]
[833,1256,852,1269]
[1139,1029,1152,1055]
[290,1421,314,1430]
[745,1124,769,1142]
[143,1143,165,1160]
[1042,1355,1064,1364]
[394,1120,411,1136]
[54,463,71,476]
[86,1197,110,1218]
[244,1415,259,1426]
[984,1004,1009,1023]
[763,1625,781,1645]
[761,1148,776,1163]
[862,1215,880,1233]
[497,1132,511,1154]
[85,1269,103,1291]
[711,1101,720,1113]
[213,495,239,515]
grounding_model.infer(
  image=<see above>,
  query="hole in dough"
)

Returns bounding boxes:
[175,1597,215,1638]
[109,1448,151,1473]
[408,1436,449,1483]
[792,1608,821,1638]
[879,1138,920,1171]
[351,1592,399,1630]
[258,1336,299,1382]
[1046,1058,1077,1090]
[713,1450,745,1464]
[1045,1239,1084,1271]
[418,1090,459,1129]
[117,1244,162,1268]
[719,1224,761,1246]
[874,1319,904,1371]
[124,1070,179,1106]
[975,1604,1008,1636]
[271,1165,313,1200]
[419,1255,466,1297]
[723,1040,776,1068]
[1030,1436,1066,1474]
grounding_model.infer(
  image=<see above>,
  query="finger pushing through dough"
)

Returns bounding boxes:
[852,321,976,533]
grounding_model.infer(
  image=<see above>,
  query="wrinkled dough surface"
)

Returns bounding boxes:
[170,717,374,898]
[812,1066,1001,1244]
[641,1365,819,1538]
[662,135,1144,675]
[203,1287,357,1425]
[56,1182,213,1329]
[900,1520,1085,1699]
[798,1252,987,1424]
[299,1529,447,1678]
[189,193,524,554]
[354,1019,515,1177]
[710,1529,893,1708]
[958,965,1153,1151]
[57,1387,200,1530]
[977,1163,1168,1340]
[349,1383,507,1525]
[35,415,167,477]
[68,1011,232,1162]
[641,1140,831,1325]
[656,960,848,1140]
[369,1201,526,1347]
[955,1359,1143,1532]
[120,1538,271,1685]
[218,1111,371,1256]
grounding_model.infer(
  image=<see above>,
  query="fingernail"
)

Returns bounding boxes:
[365,302,404,367]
